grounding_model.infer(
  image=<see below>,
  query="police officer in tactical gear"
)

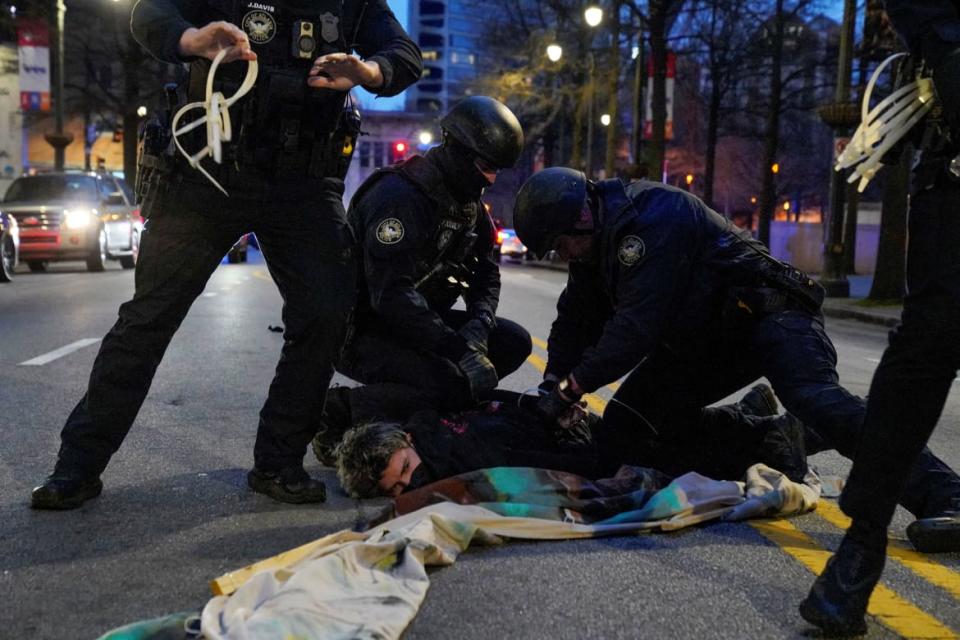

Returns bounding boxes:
[514,166,960,555]
[29,0,421,509]
[801,1,960,633]
[312,96,532,462]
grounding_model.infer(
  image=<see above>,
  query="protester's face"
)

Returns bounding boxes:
[378,441,422,497]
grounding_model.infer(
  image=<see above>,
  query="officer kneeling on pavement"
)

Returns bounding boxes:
[311,96,533,464]
[30,0,421,509]
[513,167,960,553]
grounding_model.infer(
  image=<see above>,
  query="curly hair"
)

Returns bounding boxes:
[335,421,410,498]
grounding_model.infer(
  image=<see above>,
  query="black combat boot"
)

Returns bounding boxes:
[907,513,960,553]
[247,467,326,504]
[737,383,779,417]
[799,520,887,636]
[31,474,103,510]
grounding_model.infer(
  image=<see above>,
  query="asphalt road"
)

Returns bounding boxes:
[1,254,959,640]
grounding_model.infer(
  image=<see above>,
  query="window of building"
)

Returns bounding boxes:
[421,18,443,27]
[418,83,442,93]
[359,141,371,168]
[420,0,444,15]
[373,141,385,168]
[423,66,444,80]
[417,98,443,112]
[450,52,475,65]
[448,34,477,48]
[419,33,444,48]
[422,50,441,61]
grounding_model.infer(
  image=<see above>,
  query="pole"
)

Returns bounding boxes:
[44,0,73,170]
[819,0,857,297]
[632,35,642,163]
[585,51,595,179]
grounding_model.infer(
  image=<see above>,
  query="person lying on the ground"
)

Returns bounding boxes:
[332,387,808,498]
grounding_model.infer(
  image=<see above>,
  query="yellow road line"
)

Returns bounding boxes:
[531,336,548,351]
[814,500,960,601]
[526,336,957,633]
[752,519,957,639]
[253,269,271,282]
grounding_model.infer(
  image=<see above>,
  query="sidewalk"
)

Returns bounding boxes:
[525,261,903,328]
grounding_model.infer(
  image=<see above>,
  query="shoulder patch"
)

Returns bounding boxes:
[618,235,645,266]
[242,10,276,44]
[376,218,405,245]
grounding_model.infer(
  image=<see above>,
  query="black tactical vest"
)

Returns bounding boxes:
[188,0,353,172]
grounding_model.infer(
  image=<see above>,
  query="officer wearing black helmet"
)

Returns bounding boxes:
[800,1,960,634]
[29,0,422,509]
[311,97,533,462]
[514,167,960,556]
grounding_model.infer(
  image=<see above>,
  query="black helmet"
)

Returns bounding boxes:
[441,96,524,169]
[513,167,588,258]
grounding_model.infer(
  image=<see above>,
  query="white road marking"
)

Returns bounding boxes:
[20,338,101,366]
[865,357,880,363]
[202,292,218,298]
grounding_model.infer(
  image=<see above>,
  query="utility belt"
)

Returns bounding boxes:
[134,84,179,205]
[912,114,960,190]
[726,263,824,320]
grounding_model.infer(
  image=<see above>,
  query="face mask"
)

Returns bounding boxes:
[430,143,492,199]
[406,464,435,492]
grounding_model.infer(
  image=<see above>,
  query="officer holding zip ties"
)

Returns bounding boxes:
[801,1,960,634]
[30,0,422,508]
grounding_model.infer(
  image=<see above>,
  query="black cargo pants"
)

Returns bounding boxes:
[54,172,356,477]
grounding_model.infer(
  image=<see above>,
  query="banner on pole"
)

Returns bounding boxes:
[18,19,51,112]
[644,51,675,141]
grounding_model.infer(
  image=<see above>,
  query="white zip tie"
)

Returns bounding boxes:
[836,52,934,192]
[171,48,259,197]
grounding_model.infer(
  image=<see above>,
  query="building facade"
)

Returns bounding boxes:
[404,0,484,113]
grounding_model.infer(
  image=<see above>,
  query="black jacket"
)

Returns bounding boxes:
[883,0,960,66]
[131,0,421,97]
[547,179,787,393]
[349,152,500,357]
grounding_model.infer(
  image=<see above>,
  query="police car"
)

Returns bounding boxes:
[0,210,18,282]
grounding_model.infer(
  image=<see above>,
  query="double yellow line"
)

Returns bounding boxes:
[525,336,960,638]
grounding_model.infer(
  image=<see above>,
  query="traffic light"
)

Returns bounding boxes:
[391,140,408,163]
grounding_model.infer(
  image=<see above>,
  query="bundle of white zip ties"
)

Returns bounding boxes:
[836,52,935,192]
[171,48,259,196]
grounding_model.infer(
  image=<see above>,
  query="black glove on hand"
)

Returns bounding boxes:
[458,349,499,399]
[537,380,579,422]
[538,376,558,395]
[934,48,960,132]
[457,317,493,354]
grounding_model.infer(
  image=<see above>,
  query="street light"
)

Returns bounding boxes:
[418,130,433,146]
[600,113,611,127]
[771,162,780,175]
[546,44,562,63]
[136,105,147,118]
[685,173,694,188]
[584,5,603,27]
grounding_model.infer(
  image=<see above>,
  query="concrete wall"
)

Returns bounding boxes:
[767,220,880,275]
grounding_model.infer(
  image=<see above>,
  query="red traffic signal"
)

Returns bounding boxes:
[391,140,408,163]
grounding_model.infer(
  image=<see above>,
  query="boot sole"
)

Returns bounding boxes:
[30,481,103,510]
[799,598,867,636]
[907,517,960,553]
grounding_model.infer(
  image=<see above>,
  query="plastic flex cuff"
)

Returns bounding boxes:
[171,48,259,196]
[836,52,934,193]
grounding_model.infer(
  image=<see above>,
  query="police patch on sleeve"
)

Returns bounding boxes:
[243,10,276,44]
[618,235,645,266]
[376,218,405,245]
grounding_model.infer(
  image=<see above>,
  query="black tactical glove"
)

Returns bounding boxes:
[458,349,499,400]
[934,48,960,132]
[538,376,559,395]
[537,377,582,422]
[457,314,495,354]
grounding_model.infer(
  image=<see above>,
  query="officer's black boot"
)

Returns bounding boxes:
[247,467,326,504]
[799,519,887,636]
[31,474,103,510]
[737,383,779,417]
[907,513,960,553]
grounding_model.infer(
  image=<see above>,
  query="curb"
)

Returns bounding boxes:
[821,304,900,328]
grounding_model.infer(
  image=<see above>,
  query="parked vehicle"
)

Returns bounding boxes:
[4,172,142,272]
[495,228,527,262]
[0,210,19,282]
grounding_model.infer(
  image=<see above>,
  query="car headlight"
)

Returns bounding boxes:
[63,209,95,230]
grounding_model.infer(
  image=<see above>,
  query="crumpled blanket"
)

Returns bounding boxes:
[188,463,819,640]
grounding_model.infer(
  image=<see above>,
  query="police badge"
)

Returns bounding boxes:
[243,10,276,44]
[319,12,340,43]
[618,235,645,266]
[376,218,405,245]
